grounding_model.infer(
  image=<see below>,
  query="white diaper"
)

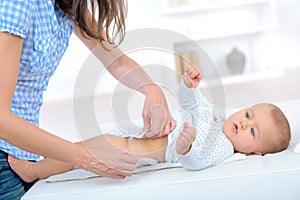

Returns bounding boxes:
[165,109,194,163]
[137,158,158,168]
[109,123,143,138]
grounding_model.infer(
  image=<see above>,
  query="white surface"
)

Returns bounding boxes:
[22,151,300,200]
[45,153,246,183]
[22,98,300,200]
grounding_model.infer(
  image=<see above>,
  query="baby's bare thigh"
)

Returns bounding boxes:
[84,134,168,162]
[104,134,129,150]
[80,134,128,151]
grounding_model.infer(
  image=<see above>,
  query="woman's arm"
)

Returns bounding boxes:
[74,25,176,137]
[0,32,136,179]
[0,32,80,165]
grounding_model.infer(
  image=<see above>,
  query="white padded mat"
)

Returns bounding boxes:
[22,98,300,200]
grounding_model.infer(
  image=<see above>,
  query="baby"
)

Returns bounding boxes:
[8,65,291,182]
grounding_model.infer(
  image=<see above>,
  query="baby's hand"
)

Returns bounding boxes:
[176,122,196,155]
[183,65,203,88]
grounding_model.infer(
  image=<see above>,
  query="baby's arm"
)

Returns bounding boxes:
[178,133,234,170]
[178,65,210,113]
[176,122,196,155]
[183,65,203,88]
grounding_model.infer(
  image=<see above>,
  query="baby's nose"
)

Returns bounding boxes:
[240,120,248,130]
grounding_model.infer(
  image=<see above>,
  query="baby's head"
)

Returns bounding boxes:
[223,103,290,155]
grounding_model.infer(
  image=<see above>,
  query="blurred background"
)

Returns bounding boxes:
[43,0,300,103]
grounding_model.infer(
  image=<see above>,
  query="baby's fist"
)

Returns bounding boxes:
[183,65,203,88]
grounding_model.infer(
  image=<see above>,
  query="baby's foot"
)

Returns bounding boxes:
[8,155,37,183]
[176,122,196,155]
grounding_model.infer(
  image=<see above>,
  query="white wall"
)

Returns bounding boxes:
[43,0,300,101]
[257,0,300,69]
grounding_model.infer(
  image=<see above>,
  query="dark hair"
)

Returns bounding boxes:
[57,0,127,44]
[269,104,291,153]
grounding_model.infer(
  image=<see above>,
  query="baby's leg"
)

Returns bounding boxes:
[8,134,169,182]
[126,135,168,163]
[94,134,168,163]
[8,155,73,183]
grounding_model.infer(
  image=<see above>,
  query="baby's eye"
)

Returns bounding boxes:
[245,112,250,119]
[250,128,255,137]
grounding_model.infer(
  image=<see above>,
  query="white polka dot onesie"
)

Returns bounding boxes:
[165,80,234,170]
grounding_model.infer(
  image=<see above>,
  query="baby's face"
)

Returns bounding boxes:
[223,104,276,155]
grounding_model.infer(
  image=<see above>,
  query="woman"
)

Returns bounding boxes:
[0,0,175,198]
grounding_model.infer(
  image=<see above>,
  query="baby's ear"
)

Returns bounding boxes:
[247,152,263,156]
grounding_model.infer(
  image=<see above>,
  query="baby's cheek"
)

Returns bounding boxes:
[234,139,252,153]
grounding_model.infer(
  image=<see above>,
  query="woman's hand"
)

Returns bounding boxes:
[142,84,176,138]
[76,136,138,179]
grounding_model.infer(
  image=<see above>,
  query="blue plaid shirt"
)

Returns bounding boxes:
[0,0,74,160]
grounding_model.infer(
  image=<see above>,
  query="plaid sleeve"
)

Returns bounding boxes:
[0,0,32,38]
